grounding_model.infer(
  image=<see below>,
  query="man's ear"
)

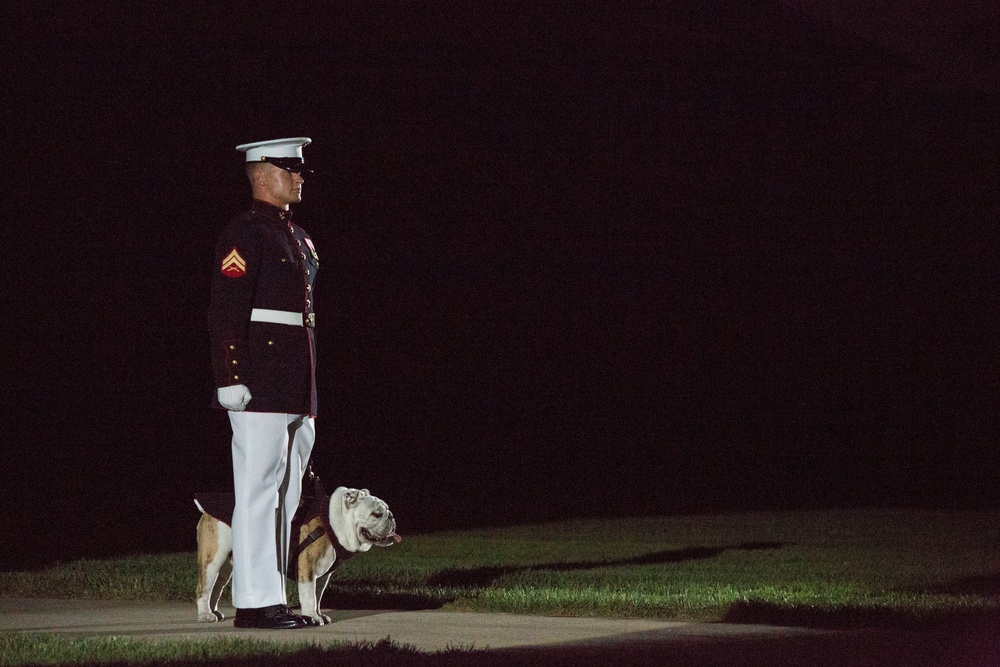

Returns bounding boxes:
[246,163,266,189]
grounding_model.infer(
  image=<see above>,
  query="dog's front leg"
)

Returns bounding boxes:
[297,579,322,625]
[314,571,333,625]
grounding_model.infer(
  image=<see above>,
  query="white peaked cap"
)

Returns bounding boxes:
[236,137,312,162]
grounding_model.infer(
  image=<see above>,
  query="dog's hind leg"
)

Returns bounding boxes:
[209,556,233,621]
[196,514,233,622]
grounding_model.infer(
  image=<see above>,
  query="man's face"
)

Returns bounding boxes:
[257,164,304,208]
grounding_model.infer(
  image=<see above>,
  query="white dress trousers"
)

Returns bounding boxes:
[228,411,315,609]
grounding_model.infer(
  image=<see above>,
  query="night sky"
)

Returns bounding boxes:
[4,2,999,571]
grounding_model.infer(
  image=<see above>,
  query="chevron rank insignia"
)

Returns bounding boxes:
[221,248,247,277]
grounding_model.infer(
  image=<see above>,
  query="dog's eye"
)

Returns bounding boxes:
[372,511,383,519]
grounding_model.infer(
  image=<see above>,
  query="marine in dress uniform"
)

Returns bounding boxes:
[208,137,320,630]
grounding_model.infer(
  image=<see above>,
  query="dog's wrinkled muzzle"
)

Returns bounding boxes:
[362,512,400,547]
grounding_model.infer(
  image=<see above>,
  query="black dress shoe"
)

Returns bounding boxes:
[234,605,309,629]
[283,607,321,627]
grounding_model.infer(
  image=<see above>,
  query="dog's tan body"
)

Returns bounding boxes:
[195,487,399,625]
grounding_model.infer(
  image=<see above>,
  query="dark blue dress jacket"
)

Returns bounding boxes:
[208,200,319,415]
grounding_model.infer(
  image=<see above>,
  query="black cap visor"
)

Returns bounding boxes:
[262,156,313,174]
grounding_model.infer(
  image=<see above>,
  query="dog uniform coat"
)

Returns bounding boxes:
[194,489,351,581]
[193,493,235,527]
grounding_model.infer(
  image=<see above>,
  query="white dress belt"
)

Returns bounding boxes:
[250,308,314,327]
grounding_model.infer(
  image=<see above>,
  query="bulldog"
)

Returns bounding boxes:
[195,478,400,626]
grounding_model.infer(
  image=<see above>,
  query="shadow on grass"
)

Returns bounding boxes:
[428,541,786,589]
[723,600,1000,631]
[724,571,1000,630]
[926,572,1000,596]
[323,542,786,611]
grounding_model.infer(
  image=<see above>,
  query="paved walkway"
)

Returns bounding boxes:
[1,597,996,665]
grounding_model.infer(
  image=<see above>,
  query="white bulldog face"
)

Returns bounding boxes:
[342,488,400,551]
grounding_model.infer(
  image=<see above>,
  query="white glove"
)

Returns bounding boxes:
[217,384,252,411]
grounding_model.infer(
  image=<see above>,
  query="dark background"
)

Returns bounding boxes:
[4,2,999,571]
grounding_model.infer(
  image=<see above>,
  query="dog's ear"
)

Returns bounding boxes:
[359,489,370,498]
[343,489,361,508]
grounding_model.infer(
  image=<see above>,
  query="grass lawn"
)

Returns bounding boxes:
[3,508,997,623]
[1,509,997,664]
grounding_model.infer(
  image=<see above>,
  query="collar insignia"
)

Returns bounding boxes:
[304,237,318,259]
